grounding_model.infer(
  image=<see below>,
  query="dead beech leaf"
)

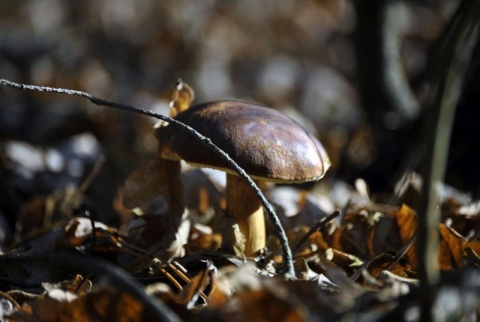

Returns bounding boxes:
[207,279,229,309]
[287,226,329,256]
[123,154,168,209]
[370,260,413,279]
[9,287,143,322]
[128,208,191,261]
[169,79,195,117]
[331,212,372,259]
[65,218,122,253]
[42,275,92,296]
[308,231,330,253]
[179,263,214,308]
[392,204,417,268]
[233,289,305,322]
[186,224,222,254]
[330,249,363,272]
[438,224,465,270]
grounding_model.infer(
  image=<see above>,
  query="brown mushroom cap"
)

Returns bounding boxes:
[156,101,330,183]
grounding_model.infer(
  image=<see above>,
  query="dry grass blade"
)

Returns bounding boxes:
[417,0,480,290]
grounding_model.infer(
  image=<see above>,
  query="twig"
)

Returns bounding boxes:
[0,79,295,279]
[78,155,106,195]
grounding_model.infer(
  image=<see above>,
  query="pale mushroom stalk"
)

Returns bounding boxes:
[225,174,265,255]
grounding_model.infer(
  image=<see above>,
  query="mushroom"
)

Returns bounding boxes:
[155,100,330,256]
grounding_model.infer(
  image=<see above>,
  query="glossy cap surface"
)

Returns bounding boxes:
[156,101,330,183]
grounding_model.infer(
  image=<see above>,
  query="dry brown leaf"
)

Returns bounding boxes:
[65,218,122,253]
[42,275,92,296]
[179,264,214,308]
[330,249,363,273]
[331,212,372,259]
[233,289,305,322]
[8,287,143,322]
[392,204,418,268]
[370,260,413,279]
[186,224,222,254]
[122,154,170,209]
[169,79,195,117]
[287,226,330,256]
[123,152,188,260]
[438,223,466,270]
[207,281,229,309]
[308,231,330,253]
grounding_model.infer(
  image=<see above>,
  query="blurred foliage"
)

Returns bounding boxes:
[0,1,465,236]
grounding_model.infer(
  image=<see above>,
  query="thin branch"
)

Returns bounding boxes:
[0,78,295,279]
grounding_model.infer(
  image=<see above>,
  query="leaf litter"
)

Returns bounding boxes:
[1,81,480,321]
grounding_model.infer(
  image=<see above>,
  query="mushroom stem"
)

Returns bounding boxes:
[225,173,266,256]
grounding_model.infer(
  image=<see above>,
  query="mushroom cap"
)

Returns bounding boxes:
[156,101,330,183]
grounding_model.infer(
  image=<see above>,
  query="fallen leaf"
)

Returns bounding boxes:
[186,223,222,254]
[122,154,171,210]
[392,204,418,268]
[331,211,373,259]
[438,223,465,270]
[179,263,214,309]
[8,287,143,322]
[169,79,195,117]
